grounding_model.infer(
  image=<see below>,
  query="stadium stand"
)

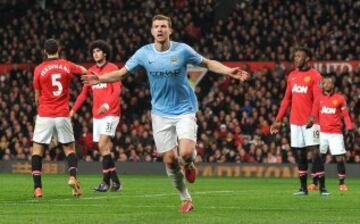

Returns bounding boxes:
[0,0,359,163]
[0,0,359,63]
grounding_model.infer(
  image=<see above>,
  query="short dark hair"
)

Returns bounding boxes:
[44,39,60,55]
[294,46,312,59]
[89,40,111,59]
[152,14,172,28]
[322,73,336,83]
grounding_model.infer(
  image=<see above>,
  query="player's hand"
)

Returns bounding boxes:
[345,129,355,143]
[227,67,249,81]
[270,121,281,134]
[81,71,100,85]
[98,104,109,115]
[305,117,314,129]
[69,109,75,117]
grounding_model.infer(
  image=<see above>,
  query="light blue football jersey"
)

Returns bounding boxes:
[125,41,203,116]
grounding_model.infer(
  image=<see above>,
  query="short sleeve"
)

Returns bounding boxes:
[33,67,41,90]
[67,61,83,75]
[183,43,203,66]
[125,48,144,74]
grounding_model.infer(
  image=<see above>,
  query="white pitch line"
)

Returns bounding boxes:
[4,203,360,212]
[0,190,235,205]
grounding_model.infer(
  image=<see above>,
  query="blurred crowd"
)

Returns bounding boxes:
[0,0,359,63]
[0,64,359,163]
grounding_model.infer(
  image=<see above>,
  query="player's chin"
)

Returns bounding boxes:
[156,37,166,43]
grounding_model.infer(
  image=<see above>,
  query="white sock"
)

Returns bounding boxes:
[166,165,191,201]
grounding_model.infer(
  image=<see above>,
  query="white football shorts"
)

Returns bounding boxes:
[320,132,346,155]
[33,116,74,144]
[290,124,320,148]
[93,116,120,142]
[151,113,198,154]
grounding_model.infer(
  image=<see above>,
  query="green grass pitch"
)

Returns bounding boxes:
[1,174,360,224]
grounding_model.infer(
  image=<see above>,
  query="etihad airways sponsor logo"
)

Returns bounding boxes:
[149,69,181,78]
[292,84,308,93]
[321,106,336,114]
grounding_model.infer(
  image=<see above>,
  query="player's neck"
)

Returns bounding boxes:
[154,40,171,52]
[96,60,107,68]
[298,65,310,71]
[324,90,334,96]
[47,53,59,60]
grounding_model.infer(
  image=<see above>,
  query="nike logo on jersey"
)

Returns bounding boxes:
[321,106,336,114]
[92,83,108,89]
[291,84,308,93]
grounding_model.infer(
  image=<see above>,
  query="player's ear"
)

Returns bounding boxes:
[151,26,156,37]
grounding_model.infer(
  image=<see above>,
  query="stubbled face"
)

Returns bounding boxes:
[92,48,105,63]
[151,20,172,43]
[322,77,334,93]
[293,51,308,68]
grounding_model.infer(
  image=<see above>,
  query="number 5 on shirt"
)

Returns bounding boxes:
[51,74,63,96]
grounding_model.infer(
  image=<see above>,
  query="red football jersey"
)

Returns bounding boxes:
[312,93,353,134]
[276,68,322,125]
[73,62,121,119]
[33,59,83,117]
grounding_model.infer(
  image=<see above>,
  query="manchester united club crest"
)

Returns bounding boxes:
[304,76,311,83]
[332,99,338,106]
[170,55,178,64]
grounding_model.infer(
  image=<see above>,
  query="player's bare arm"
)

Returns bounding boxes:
[78,65,88,75]
[34,89,40,106]
[201,58,249,81]
[81,67,129,85]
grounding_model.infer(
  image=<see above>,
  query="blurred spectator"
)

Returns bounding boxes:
[0,0,358,63]
[1,64,359,163]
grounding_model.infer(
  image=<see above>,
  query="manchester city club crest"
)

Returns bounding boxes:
[170,55,178,64]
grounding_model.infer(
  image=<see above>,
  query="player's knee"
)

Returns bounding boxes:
[98,136,111,154]
[32,143,45,156]
[98,141,109,153]
[62,142,75,155]
[179,145,195,159]
[163,152,177,169]
[312,149,321,158]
